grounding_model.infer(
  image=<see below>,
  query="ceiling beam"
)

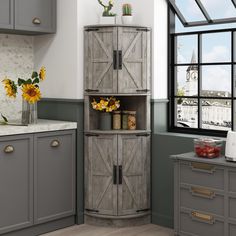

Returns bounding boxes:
[195,0,212,23]
[168,0,188,26]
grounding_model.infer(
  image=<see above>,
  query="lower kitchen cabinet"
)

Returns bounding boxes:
[34,131,76,224]
[85,133,150,218]
[0,130,76,235]
[0,135,33,235]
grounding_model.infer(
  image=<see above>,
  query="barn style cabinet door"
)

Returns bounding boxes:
[117,134,150,216]
[118,27,151,94]
[85,134,118,216]
[84,27,118,94]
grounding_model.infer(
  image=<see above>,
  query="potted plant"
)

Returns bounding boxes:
[98,0,117,24]
[122,4,133,25]
[91,97,120,130]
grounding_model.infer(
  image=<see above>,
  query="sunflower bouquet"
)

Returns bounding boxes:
[91,97,120,112]
[2,66,46,104]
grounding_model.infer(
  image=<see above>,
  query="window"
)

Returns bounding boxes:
[168,1,236,136]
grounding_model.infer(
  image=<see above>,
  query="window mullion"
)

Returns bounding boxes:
[198,34,202,129]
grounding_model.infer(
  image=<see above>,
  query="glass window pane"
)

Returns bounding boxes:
[176,35,198,64]
[234,65,236,97]
[176,66,198,96]
[201,99,231,130]
[234,100,236,130]
[175,98,198,128]
[202,32,231,63]
[201,65,231,97]
[175,0,206,22]
[201,0,236,19]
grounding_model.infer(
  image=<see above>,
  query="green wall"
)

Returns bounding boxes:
[39,98,222,229]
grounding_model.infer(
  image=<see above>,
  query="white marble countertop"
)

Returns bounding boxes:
[0,119,77,136]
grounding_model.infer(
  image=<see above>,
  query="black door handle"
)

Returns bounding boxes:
[113,51,117,70]
[85,89,99,92]
[113,165,117,184]
[118,165,123,185]
[118,50,122,70]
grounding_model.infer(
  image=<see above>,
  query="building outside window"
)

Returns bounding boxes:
[168,0,236,136]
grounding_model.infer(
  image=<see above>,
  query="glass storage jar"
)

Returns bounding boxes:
[194,138,223,158]
[113,111,121,130]
[128,111,136,130]
[122,111,129,130]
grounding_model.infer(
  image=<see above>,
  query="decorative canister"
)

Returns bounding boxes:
[128,111,136,130]
[122,111,129,130]
[113,111,121,130]
[99,112,112,130]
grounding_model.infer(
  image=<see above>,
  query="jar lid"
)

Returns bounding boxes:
[113,111,121,114]
[122,111,129,114]
[128,111,136,115]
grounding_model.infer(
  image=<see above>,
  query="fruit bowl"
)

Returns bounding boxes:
[194,138,223,158]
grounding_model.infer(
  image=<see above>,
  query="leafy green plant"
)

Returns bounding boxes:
[98,0,116,17]
[0,113,8,125]
[122,4,132,16]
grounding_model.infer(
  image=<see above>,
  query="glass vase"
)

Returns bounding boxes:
[21,100,38,125]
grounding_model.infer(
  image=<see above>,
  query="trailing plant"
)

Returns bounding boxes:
[98,0,116,17]
[122,4,132,16]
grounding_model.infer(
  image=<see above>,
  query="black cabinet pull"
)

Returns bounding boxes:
[85,89,99,92]
[136,89,150,92]
[136,28,150,32]
[85,208,99,213]
[113,50,118,70]
[113,165,117,184]
[118,50,122,70]
[118,165,123,185]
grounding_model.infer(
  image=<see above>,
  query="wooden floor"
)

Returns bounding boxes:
[42,224,174,236]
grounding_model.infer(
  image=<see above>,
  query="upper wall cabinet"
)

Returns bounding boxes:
[84,26,151,94]
[0,0,13,29]
[15,0,56,33]
[0,0,56,34]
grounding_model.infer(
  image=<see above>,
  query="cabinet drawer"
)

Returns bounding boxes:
[180,210,224,236]
[180,161,224,190]
[180,186,224,216]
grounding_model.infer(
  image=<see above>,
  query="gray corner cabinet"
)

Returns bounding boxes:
[84,25,151,226]
[0,130,75,235]
[171,152,236,236]
[0,0,56,34]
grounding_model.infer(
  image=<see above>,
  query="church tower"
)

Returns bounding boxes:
[185,51,198,96]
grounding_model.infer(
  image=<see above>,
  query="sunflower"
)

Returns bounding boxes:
[22,84,41,104]
[2,77,17,98]
[39,66,46,81]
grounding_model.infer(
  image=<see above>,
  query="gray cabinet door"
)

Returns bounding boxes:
[0,135,33,234]
[34,130,76,224]
[84,27,118,93]
[118,27,151,93]
[0,0,13,29]
[14,0,56,33]
[85,134,118,215]
[117,134,150,215]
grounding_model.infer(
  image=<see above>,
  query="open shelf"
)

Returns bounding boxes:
[84,95,151,132]
[85,130,151,135]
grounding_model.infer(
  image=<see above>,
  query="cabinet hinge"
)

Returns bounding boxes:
[85,28,99,32]
[85,208,99,213]
[136,133,150,137]
[136,208,150,213]
[136,28,150,32]
[85,134,99,137]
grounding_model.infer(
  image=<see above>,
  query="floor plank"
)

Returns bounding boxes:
[41,224,174,236]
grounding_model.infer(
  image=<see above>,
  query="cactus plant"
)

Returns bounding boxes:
[122,4,132,16]
[98,0,116,17]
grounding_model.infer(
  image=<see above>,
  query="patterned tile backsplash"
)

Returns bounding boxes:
[0,34,34,122]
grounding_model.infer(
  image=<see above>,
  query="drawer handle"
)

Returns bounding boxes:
[51,140,60,148]
[191,162,215,173]
[32,17,41,25]
[191,211,214,224]
[191,187,215,199]
[4,145,14,153]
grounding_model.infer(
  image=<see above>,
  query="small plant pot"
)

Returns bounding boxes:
[122,15,133,25]
[99,16,117,24]
[99,112,112,130]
